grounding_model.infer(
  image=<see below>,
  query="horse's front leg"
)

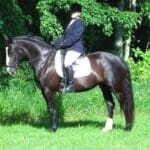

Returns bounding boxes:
[43,87,57,132]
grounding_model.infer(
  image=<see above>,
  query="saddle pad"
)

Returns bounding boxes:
[55,50,92,78]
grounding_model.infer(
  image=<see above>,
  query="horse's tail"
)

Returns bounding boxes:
[122,65,135,130]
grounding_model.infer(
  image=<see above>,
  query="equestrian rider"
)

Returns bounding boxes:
[52,3,85,92]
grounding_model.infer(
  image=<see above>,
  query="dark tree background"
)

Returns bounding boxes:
[0,0,149,65]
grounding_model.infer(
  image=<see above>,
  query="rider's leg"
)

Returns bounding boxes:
[59,50,66,89]
[64,50,81,92]
[65,65,74,92]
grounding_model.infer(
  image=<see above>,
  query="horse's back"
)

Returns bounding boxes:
[87,51,129,87]
[87,51,127,70]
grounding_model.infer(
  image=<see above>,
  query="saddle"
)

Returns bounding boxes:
[55,50,92,79]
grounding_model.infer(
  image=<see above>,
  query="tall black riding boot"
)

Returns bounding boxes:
[64,65,74,92]
[59,69,67,91]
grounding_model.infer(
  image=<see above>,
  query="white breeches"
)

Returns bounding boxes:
[64,50,81,67]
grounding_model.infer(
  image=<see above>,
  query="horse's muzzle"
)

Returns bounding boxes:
[6,66,16,76]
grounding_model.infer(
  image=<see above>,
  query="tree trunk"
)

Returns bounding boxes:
[123,0,137,60]
[124,33,131,61]
[114,23,124,57]
[131,0,137,11]
[146,36,150,51]
[114,0,125,57]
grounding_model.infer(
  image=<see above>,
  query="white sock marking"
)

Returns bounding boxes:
[102,118,113,133]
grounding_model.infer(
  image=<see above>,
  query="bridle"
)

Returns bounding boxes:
[6,46,18,68]
[6,46,51,68]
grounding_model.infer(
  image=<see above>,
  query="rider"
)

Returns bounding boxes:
[52,3,85,92]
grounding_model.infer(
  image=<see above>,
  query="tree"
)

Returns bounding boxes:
[114,0,125,57]
[140,0,150,51]
[0,0,149,61]
[124,0,137,61]
[0,0,27,64]
[37,0,139,54]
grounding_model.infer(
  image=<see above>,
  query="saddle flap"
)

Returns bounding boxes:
[55,50,91,78]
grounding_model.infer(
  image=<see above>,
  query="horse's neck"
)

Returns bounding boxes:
[28,48,53,68]
[33,51,55,78]
[27,47,55,76]
[18,39,56,76]
[21,40,49,61]
[18,39,47,58]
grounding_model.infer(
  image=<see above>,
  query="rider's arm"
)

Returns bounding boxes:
[59,20,84,48]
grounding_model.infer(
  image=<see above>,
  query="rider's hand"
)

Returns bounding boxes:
[51,41,55,46]
[51,41,61,50]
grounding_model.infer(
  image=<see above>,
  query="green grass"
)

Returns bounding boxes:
[0,112,149,150]
[0,81,149,150]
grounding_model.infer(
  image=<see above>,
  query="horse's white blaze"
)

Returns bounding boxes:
[6,47,9,66]
[6,47,11,74]
[102,117,113,133]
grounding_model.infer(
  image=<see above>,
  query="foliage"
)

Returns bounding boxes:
[37,0,140,40]
[0,0,27,64]
[0,0,149,54]
[128,48,150,82]
[140,1,150,19]
[0,0,27,36]
[0,63,46,122]
[140,0,150,29]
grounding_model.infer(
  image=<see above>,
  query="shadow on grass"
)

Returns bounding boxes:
[0,113,123,131]
[59,120,123,131]
[0,92,123,131]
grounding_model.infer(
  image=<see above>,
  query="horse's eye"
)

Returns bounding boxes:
[18,50,22,54]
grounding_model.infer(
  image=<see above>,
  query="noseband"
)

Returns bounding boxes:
[6,48,18,68]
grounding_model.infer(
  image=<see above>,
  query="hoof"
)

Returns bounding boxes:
[102,118,113,133]
[125,123,132,131]
[125,127,132,131]
[102,127,112,133]
[50,127,57,133]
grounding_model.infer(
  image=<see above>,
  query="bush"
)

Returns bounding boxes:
[0,63,47,123]
[128,48,150,82]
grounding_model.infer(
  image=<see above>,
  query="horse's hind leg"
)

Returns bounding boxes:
[113,78,134,131]
[100,84,115,132]
[114,90,134,130]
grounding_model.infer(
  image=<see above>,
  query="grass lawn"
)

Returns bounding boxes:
[0,82,149,150]
[0,112,149,150]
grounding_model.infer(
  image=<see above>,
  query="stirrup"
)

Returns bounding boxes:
[59,79,64,88]
[64,84,74,92]
[60,84,74,93]
[59,78,66,92]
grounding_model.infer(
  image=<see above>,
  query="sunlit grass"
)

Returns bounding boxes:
[0,81,149,150]
[0,111,149,150]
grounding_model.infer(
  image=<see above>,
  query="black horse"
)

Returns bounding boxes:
[5,35,134,132]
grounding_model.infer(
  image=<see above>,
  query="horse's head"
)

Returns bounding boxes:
[4,35,25,76]
[4,35,56,76]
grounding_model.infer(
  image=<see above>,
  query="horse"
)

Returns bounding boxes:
[5,35,134,132]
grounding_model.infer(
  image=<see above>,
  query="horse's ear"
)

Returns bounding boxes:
[3,34,12,44]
